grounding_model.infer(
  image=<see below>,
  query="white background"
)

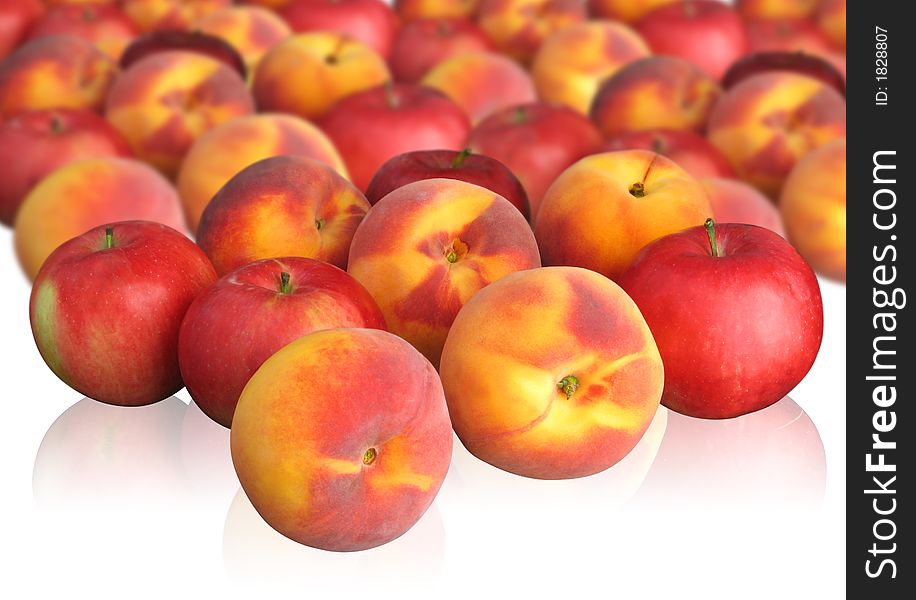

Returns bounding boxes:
[0,223,845,599]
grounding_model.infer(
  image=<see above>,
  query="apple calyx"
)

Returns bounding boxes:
[704,218,720,257]
[105,226,114,249]
[558,375,579,399]
[279,271,292,294]
[451,148,472,168]
[363,447,378,465]
[629,182,646,198]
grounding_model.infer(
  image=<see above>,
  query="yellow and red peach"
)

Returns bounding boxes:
[439,266,664,479]
[395,0,481,21]
[14,157,186,279]
[476,0,587,63]
[534,150,712,281]
[176,113,347,233]
[701,177,786,237]
[196,155,369,275]
[706,72,846,198]
[590,56,721,139]
[0,35,118,116]
[779,139,845,281]
[531,20,651,116]
[347,178,541,366]
[230,327,453,552]
[736,0,818,20]
[104,50,254,178]
[25,3,139,60]
[253,33,390,121]
[194,5,293,71]
[123,0,231,32]
[421,51,536,124]
[587,0,677,23]
[816,0,845,49]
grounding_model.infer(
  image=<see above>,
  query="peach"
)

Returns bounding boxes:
[194,6,293,71]
[123,0,231,32]
[0,35,118,116]
[816,0,845,49]
[13,157,185,279]
[230,327,453,552]
[253,33,390,121]
[587,0,677,23]
[476,0,586,63]
[707,72,846,198]
[779,139,845,281]
[745,18,836,57]
[534,150,712,281]
[176,113,347,233]
[238,0,294,9]
[530,20,651,116]
[701,177,786,237]
[395,0,481,21]
[389,17,494,83]
[347,178,541,366]
[104,50,254,178]
[421,51,536,124]
[736,0,818,20]
[25,3,139,60]
[590,56,721,139]
[439,266,664,479]
[197,156,369,275]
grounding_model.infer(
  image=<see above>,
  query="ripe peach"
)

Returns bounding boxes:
[736,0,818,20]
[587,0,677,23]
[701,177,786,237]
[123,0,231,32]
[14,157,186,279]
[176,113,347,233]
[25,3,139,60]
[347,178,541,366]
[197,156,369,275]
[0,35,118,116]
[439,266,664,479]
[530,21,651,116]
[779,139,845,281]
[194,6,293,71]
[389,17,494,83]
[590,56,721,139]
[395,0,481,21]
[421,51,536,124]
[707,72,846,198]
[230,327,453,552]
[745,18,835,57]
[816,0,845,49]
[253,33,390,121]
[534,150,712,281]
[476,0,587,63]
[104,50,254,178]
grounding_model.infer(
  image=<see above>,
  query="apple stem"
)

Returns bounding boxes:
[384,81,400,109]
[705,218,720,257]
[558,375,579,399]
[451,148,471,168]
[50,114,65,135]
[105,226,113,249]
[511,106,528,124]
[279,271,292,294]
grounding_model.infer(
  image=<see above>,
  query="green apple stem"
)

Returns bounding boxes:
[279,271,292,294]
[705,218,720,257]
[511,106,528,124]
[558,375,580,399]
[451,148,472,168]
[105,226,113,249]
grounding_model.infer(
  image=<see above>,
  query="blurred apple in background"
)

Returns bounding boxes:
[25,2,139,60]
[389,17,493,83]
[0,108,132,226]
[602,129,735,180]
[701,177,786,237]
[280,0,399,59]
[736,0,818,20]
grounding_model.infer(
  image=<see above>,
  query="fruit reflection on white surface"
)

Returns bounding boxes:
[32,396,190,510]
[179,399,239,504]
[633,396,826,508]
[223,487,446,587]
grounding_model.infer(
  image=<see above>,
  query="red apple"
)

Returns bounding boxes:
[178,257,387,428]
[364,149,530,219]
[701,177,786,237]
[636,0,748,80]
[120,29,248,79]
[26,2,140,60]
[29,220,218,407]
[466,102,603,219]
[280,0,398,59]
[617,220,823,419]
[318,83,471,191]
[602,129,735,179]
[0,0,44,60]
[389,17,493,83]
[722,51,846,96]
[0,108,132,226]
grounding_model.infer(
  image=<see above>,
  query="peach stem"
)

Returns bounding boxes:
[629,182,646,197]
[558,375,579,399]
[705,218,720,257]
[363,448,377,465]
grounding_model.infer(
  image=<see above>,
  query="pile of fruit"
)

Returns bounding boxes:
[1,0,845,552]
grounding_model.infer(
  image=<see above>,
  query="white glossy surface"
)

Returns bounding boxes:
[0,225,845,598]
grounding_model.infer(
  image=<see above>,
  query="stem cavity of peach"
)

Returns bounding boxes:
[279,271,292,294]
[363,447,377,465]
[105,226,114,249]
[315,218,325,231]
[444,238,468,263]
[705,218,720,257]
[629,182,646,197]
[558,375,580,399]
